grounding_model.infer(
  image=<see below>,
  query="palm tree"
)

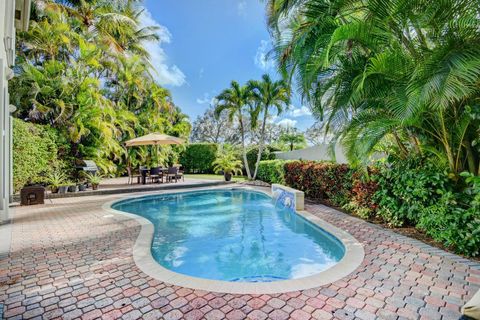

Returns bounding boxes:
[214,81,255,179]
[266,0,480,175]
[279,127,306,151]
[248,74,290,179]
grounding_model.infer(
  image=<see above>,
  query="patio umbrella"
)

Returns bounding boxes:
[125,133,185,169]
[125,133,184,147]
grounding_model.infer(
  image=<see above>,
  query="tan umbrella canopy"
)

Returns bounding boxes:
[125,133,184,147]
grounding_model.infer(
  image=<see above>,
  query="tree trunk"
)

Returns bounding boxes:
[253,107,268,180]
[239,115,252,179]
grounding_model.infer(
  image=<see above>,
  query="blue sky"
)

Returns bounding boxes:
[142,0,315,130]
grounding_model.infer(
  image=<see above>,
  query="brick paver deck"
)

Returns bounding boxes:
[1,188,479,320]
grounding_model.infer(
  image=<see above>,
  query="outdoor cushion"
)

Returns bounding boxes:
[463,289,480,320]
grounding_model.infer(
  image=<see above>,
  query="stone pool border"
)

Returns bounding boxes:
[102,186,365,294]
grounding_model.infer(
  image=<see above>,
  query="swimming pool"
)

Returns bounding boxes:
[112,189,346,283]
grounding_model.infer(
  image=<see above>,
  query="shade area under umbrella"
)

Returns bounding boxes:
[125,133,184,147]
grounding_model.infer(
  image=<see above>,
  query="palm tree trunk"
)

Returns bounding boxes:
[253,107,268,180]
[239,115,252,179]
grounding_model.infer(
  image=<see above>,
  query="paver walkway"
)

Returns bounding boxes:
[0,187,479,320]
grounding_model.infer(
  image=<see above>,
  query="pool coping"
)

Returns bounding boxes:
[102,186,365,294]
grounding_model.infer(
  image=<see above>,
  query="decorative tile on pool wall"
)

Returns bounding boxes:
[271,184,305,211]
[0,187,479,320]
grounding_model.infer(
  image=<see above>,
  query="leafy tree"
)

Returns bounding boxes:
[190,106,241,145]
[11,0,190,176]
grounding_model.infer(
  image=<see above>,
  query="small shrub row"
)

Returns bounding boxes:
[257,160,290,184]
[179,143,218,173]
[257,158,480,257]
[284,161,353,207]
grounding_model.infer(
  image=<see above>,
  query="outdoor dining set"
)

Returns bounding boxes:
[124,133,187,185]
[127,166,184,185]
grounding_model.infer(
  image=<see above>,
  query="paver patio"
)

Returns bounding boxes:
[0,186,479,320]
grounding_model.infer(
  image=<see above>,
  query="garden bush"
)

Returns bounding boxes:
[416,173,480,256]
[284,161,353,206]
[246,146,278,173]
[179,143,218,173]
[373,157,451,227]
[344,168,379,219]
[12,119,59,192]
[257,160,290,184]
[266,157,480,257]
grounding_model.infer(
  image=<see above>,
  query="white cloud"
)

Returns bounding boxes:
[139,8,186,87]
[254,40,275,71]
[237,0,247,16]
[290,106,312,117]
[196,93,218,106]
[277,118,298,128]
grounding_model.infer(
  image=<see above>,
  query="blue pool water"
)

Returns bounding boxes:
[112,189,345,282]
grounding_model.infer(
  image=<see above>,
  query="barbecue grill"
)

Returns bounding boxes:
[75,160,99,174]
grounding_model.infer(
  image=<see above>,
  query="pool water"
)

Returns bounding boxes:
[112,189,345,282]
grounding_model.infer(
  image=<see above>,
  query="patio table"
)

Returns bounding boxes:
[140,168,168,184]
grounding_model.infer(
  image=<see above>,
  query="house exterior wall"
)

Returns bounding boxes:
[274,143,349,164]
[1,0,30,223]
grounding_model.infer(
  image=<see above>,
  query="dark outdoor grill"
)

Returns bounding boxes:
[75,160,99,174]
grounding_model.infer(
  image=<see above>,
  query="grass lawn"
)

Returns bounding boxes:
[185,174,247,182]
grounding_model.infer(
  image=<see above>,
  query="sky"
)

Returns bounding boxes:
[142,0,316,131]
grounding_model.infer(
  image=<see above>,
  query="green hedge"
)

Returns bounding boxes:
[257,160,290,184]
[179,143,218,173]
[257,158,480,257]
[12,119,59,192]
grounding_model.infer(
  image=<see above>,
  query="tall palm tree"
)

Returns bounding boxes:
[248,74,290,179]
[214,81,254,179]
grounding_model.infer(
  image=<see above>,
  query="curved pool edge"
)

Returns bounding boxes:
[102,187,365,294]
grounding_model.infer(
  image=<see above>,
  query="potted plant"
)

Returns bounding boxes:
[58,183,70,194]
[68,184,78,192]
[212,146,243,181]
[78,182,87,191]
[85,172,102,190]
[46,171,67,194]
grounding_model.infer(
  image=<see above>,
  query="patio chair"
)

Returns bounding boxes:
[126,166,141,184]
[149,167,163,183]
[174,164,184,182]
[166,167,178,183]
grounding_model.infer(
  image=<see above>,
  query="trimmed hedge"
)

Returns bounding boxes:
[179,143,218,173]
[257,160,290,184]
[256,159,480,257]
[13,119,59,192]
[284,161,353,206]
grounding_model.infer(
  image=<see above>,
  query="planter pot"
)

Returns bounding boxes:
[51,187,59,194]
[58,186,69,194]
[92,184,99,190]
[224,173,232,182]
[68,185,78,193]
[78,184,87,191]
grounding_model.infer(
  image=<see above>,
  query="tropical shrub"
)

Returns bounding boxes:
[416,173,480,256]
[257,157,479,256]
[284,161,353,206]
[12,119,59,191]
[344,168,379,219]
[179,143,218,173]
[373,157,451,227]
[246,146,277,174]
[257,160,290,184]
[212,146,243,176]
